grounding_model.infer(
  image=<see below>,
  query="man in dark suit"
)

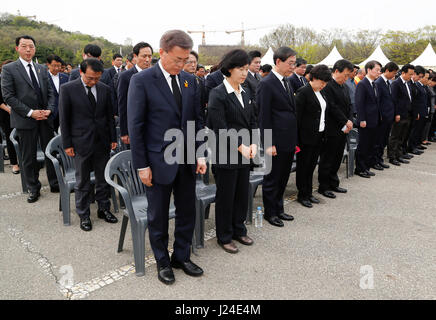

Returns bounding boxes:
[408,66,429,154]
[243,50,262,104]
[46,54,69,133]
[69,44,110,85]
[106,53,123,80]
[288,58,308,93]
[128,30,206,285]
[318,59,354,197]
[205,68,224,103]
[374,62,399,169]
[1,35,59,202]
[117,42,153,145]
[59,58,118,232]
[355,60,382,177]
[387,64,415,165]
[257,46,298,227]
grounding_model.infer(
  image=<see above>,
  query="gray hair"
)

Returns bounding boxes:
[160,30,193,52]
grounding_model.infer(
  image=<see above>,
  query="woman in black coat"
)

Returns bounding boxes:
[208,49,258,254]
[295,65,332,208]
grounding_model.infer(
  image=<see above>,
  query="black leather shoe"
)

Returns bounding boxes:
[422,142,431,145]
[309,196,320,204]
[365,170,375,176]
[50,185,60,193]
[402,154,413,159]
[371,164,384,171]
[354,171,371,178]
[298,199,313,208]
[171,259,203,277]
[379,162,390,169]
[389,159,401,166]
[232,235,254,246]
[265,216,284,227]
[218,241,239,253]
[417,145,426,150]
[397,158,409,164]
[27,191,40,203]
[97,209,118,223]
[410,150,423,155]
[157,265,175,285]
[80,216,92,231]
[278,212,294,221]
[332,186,347,193]
[318,190,336,198]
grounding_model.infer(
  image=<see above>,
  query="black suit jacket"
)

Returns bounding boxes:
[205,70,224,103]
[410,81,429,118]
[289,73,307,94]
[117,66,138,136]
[322,79,352,137]
[296,85,328,146]
[391,77,412,118]
[257,72,297,153]
[208,83,258,168]
[355,77,381,128]
[375,77,395,124]
[59,78,116,156]
[47,72,69,120]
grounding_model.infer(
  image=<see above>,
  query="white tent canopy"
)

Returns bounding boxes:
[317,46,344,67]
[359,45,390,67]
[410,43,436,69]
[261,47,274,66]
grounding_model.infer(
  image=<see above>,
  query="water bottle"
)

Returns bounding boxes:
[255,206,263,228]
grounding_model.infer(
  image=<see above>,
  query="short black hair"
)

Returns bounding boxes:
[383,62,399,73]
[220,49,249,77]
[273,47,297,65]
[309,64,332,82]
[133,42,153,56]
[332,59,354,73]
[260,64,272,73]
[112,53,122,60]
[190,50,199,62]
[83,44,102,58]
[401,64,415,74]
[295,58,307,67]
[80,58,104,73]
[16,35,36,46]
[126,52,134,62]
[304,64,314,76]
[365,60,382,74]
[414,65,426,76]
[353,65,359,70]
[46,54,63,64]
[197,64,205,71]
[248,50,261,64]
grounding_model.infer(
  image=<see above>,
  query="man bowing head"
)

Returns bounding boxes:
[128,30,206,285]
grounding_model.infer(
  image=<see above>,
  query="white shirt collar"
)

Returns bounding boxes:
[80,77,94,89]
[158,60,171,80]
[223,78,245,95]
[49,71,59,78]
[248,70,255,78]
[400,76,408,84]
[271,68,284,82]
[366,75,374,84]
[19,57,34,69]
[381,74,389,82]
[135,64,143,73]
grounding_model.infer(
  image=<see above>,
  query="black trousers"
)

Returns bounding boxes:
[145,164,196,268]
[388,118,410,160]
[214,167,249,244]
[429,113,436,139]
[408,117,426,150]
[318,134,346,192]
[296,136,322,200]
[402,115,413,154]
[262,151,294,219]
[375,121,393,164]
[16,121,57,193]
[0,113,18,165]
[73,142,111,216]
[356,126,378,172]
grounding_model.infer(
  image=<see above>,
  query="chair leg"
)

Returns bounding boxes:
[61,190,71,226]
[194,200,205,249]
[131,221,146,277]
[345,155,349,178]
[118,215,129,253]
[110,186,119,213]
[246,184,254,224]
[0,147,4,173]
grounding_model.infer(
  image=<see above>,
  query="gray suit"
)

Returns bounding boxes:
[1,59,57,192]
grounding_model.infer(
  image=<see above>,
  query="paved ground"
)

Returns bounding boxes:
[0,146,435,300]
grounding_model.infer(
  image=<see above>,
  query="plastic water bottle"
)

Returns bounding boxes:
[255,206,263,228]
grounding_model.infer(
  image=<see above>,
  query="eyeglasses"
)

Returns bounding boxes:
[165,51,189,66]
[19,44,35,50]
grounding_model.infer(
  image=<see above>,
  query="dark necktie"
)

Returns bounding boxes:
[170,75,182,112]
[282,78,291,95]
[386,80,391,95]
[371,81,378,98]
[86,86,96,108]
[300,76,305,86]
[27,63,44,107]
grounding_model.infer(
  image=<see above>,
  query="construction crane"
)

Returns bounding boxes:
[16,10,36,19]
[226,23,276,47]
[187,26,225,46]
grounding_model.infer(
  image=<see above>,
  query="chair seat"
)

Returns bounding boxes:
[196,184,216,202]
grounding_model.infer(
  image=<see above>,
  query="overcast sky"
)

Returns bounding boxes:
[2,0,435,51]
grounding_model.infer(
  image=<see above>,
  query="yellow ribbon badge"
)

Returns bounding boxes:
[184,80,188,88]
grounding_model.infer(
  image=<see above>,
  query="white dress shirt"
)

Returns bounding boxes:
[135,64,143,73]
[400,76,412,101]
[49,71,60,93]
[314,90,326,132]
[20,57,40,117]
[223,78,245,108]
[158,60,181,92]
[80,77,97,102]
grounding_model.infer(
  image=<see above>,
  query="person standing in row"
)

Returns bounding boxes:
[257,46,298,227]
[295,65,332,208]
[208,49,258,253]
[1,35,59,202]
[289,58,308,93]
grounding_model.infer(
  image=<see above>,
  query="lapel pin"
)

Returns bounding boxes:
[184,80,188,88]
